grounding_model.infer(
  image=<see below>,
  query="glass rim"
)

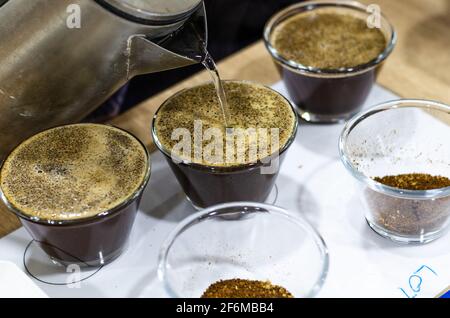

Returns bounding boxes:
[0,123,152,226]
[339,99,450,199]
[157,201,329,298]
[263,0,397,78]
[151,79,299,173]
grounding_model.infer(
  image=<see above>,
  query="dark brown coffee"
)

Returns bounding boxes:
[278,64,377,119]
[265,4,394,123]
[0,124,150,266]
[153,81,297,208]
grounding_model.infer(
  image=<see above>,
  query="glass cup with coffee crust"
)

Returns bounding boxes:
[264,0,396,123]
[0,124,151,267]
[152,80,298,210]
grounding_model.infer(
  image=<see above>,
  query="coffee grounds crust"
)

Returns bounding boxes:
[0,124,148,221]
[154,81,296,167]
[272,10,387,69]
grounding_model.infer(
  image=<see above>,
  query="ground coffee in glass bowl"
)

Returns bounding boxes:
[339,99,450,244]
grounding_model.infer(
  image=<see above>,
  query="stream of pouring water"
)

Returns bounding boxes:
[202,51,231,127]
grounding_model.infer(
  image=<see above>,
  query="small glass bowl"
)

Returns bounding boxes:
[158,202,329,298]
[339,99,450,244]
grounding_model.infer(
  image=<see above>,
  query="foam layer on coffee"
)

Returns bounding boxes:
[154,81,296,166]
[0,124,148,221]
[271,9,387,69]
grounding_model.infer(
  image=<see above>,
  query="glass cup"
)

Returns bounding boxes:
[339,99,450,244]
[158,202,329,298]
[264,0,396,123]
[0,124,151,266]
[151,80,298,210]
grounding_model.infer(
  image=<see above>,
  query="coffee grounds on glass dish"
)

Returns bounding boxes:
[374,173,450,190]
[201,278,293,298]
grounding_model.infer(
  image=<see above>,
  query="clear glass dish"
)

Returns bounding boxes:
[339,99,450,244]
[158,202,329,298]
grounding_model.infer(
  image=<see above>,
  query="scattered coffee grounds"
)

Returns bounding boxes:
[201,279,294,298]
[272,11,387,69]
[365,173,450,236]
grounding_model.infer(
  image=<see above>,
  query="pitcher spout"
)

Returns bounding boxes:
[128,3,207,77]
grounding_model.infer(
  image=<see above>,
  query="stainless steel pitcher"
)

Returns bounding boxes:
[0,0,207,158]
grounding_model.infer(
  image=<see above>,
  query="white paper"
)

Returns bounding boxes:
[0,261,47,298]
[0,82,449,298]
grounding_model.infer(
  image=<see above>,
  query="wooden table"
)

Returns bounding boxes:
[0,0,449,238]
